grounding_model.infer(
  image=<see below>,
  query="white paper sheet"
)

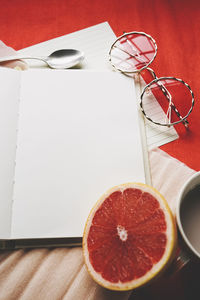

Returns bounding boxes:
[11,70,145,239]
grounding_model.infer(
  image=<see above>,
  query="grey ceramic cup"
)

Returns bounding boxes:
[176,172,200,262]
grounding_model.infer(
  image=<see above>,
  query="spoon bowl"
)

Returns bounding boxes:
[0,49,85,69]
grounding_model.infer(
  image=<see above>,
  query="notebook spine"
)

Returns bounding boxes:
[0,240,16,249]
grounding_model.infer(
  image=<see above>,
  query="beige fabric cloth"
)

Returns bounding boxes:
[0,148,196,300]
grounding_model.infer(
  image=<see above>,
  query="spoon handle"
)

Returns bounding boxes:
[0,55,45,63]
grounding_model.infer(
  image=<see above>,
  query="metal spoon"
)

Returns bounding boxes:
[0,49,85,69]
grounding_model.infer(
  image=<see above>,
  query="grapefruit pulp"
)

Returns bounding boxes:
[83,183,176,291]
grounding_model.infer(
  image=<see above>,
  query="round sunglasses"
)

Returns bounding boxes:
[109,32,194,127]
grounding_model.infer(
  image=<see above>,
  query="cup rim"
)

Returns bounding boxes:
[176,171,200,259]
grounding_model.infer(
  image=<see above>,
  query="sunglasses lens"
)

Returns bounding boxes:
[109,33,157,73]
[141,78,194,126]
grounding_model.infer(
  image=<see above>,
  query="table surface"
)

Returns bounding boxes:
[0,0,199,299]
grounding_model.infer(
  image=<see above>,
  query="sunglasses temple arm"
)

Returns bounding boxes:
[171,103,189,127]
[146,70,188,127]
[159,83,189,127]
[146,68,189,127]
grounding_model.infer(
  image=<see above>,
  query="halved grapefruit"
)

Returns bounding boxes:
[83,183,177,291]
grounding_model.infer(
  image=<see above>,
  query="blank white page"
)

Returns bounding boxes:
[11,69,145,239]
[0,68,20,238]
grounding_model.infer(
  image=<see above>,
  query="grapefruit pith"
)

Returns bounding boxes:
[83,183,176,291]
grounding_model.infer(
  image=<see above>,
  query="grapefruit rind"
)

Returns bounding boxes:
[83,183,177,291]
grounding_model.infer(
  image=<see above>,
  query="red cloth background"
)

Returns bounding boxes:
[0,0,199,170]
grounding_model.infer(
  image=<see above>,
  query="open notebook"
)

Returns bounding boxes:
[0,68,145,248]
